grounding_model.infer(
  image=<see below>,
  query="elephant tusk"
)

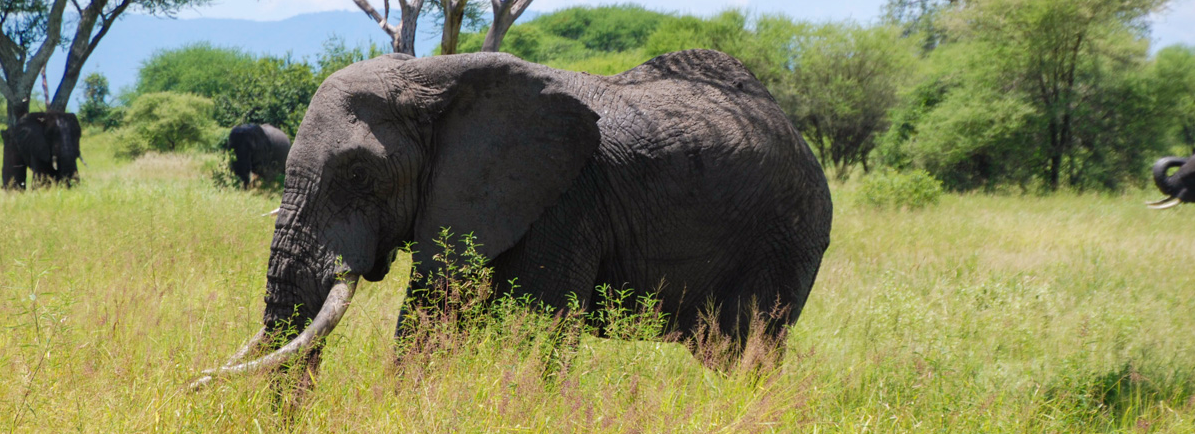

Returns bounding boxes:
[189,275,359,390]
[261,208,280,217]
[222,327,268,367]
[1147,197,1183,209]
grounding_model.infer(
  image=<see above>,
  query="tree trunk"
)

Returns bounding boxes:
[440,0,467,55]
[482,0,532,52]
[397,1,422,55]
[352,0,422,56]
[1047,120,1061,191]
[3,98,31,189]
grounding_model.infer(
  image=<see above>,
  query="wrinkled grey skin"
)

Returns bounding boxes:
[1152,155,1195,204]
[4,112,82,189]
[260,50,832,373]
[225,123,291,188]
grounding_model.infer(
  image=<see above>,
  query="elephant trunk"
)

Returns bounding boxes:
[192,184,361,389]
[1148,157,1187,209]
[1152,156,1186,197]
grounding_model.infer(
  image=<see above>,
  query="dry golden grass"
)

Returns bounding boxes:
[2,129,1195,432]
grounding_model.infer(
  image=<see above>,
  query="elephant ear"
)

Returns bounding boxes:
[414,64,601,261]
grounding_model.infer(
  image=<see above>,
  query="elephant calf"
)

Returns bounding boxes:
[194,50,833,389]
[224,123,291,189]
[1148,154,1195,209]
[2,111,83,189]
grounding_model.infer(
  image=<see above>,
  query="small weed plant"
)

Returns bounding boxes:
[858,169,944,209]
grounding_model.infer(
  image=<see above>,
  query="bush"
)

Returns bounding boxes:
[133,42,254,99]
[114,92,222,158]
[858,170,944,210]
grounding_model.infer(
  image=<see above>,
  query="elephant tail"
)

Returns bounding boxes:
[1152,156,1186,197]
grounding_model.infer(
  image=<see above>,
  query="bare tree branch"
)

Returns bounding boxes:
[353,0,397,34]
[50,0,135,110]
[482,0,531,52]
[4,0,67,111]
[352,0,423,55]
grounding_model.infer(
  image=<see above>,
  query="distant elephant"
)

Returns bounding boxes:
[193,50,833,387]
[1148,155,1195,209]
[224,123,290,188]
[2,111,83,189]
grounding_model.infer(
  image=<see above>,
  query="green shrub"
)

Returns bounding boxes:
[114,91,222,158]
[858,169,944,210]
[133,42,254,99]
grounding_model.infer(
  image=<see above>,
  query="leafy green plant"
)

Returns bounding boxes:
[858,169,944,210]
[112,91,222,158]
[202,148,243,190]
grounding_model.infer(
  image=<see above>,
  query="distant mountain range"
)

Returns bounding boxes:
[40,10,528,109]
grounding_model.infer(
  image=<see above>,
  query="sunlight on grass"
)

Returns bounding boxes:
[2,130,1195,431]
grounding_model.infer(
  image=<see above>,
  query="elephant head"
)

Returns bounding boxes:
[194,53,602,385]
[1148,155,1195,209]
[6,112,83,189]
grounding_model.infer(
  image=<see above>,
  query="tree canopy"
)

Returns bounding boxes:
[91,2,1195,193]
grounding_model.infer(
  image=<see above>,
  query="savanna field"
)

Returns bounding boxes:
[1,129,1193,432]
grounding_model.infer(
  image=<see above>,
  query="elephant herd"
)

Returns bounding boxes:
[5,48,1193,398]
[2,114,290,190]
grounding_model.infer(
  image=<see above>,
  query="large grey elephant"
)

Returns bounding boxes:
[1,111,83,189]
[194,50,833,387]
[1148,154,1195,209]
[224,123,290,189]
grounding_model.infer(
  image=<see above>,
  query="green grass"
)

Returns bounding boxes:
[3,129,1195,432]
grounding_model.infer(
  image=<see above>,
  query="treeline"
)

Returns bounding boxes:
[449,1,1193,192]
[78,38,380,157]
[88,1,1195,192]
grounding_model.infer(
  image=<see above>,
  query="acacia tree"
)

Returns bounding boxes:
[482,0,532,52]
[351,0,424,55]
[1,0,208,188]
[944,0,1169,190]
[780,21,917,180]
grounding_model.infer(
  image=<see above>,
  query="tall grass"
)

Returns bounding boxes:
[2,129,1195,431]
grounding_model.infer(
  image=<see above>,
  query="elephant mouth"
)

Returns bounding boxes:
[190,273,360,389]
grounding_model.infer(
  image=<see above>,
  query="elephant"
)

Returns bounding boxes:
[1148,155,1195,209]
[2,111,83,189]
[224,123,291,188]
[193,49,833,388]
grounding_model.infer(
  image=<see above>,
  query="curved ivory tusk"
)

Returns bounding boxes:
[1147,197,1183,210]
[190,275,359,390]
[1145,196,1177,206]
[222,327,267,367]
[261,208,280,217]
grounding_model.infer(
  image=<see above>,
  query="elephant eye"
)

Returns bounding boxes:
[348,166,372,189]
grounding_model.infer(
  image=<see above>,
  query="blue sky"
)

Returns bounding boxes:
[178,0,1194,48]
